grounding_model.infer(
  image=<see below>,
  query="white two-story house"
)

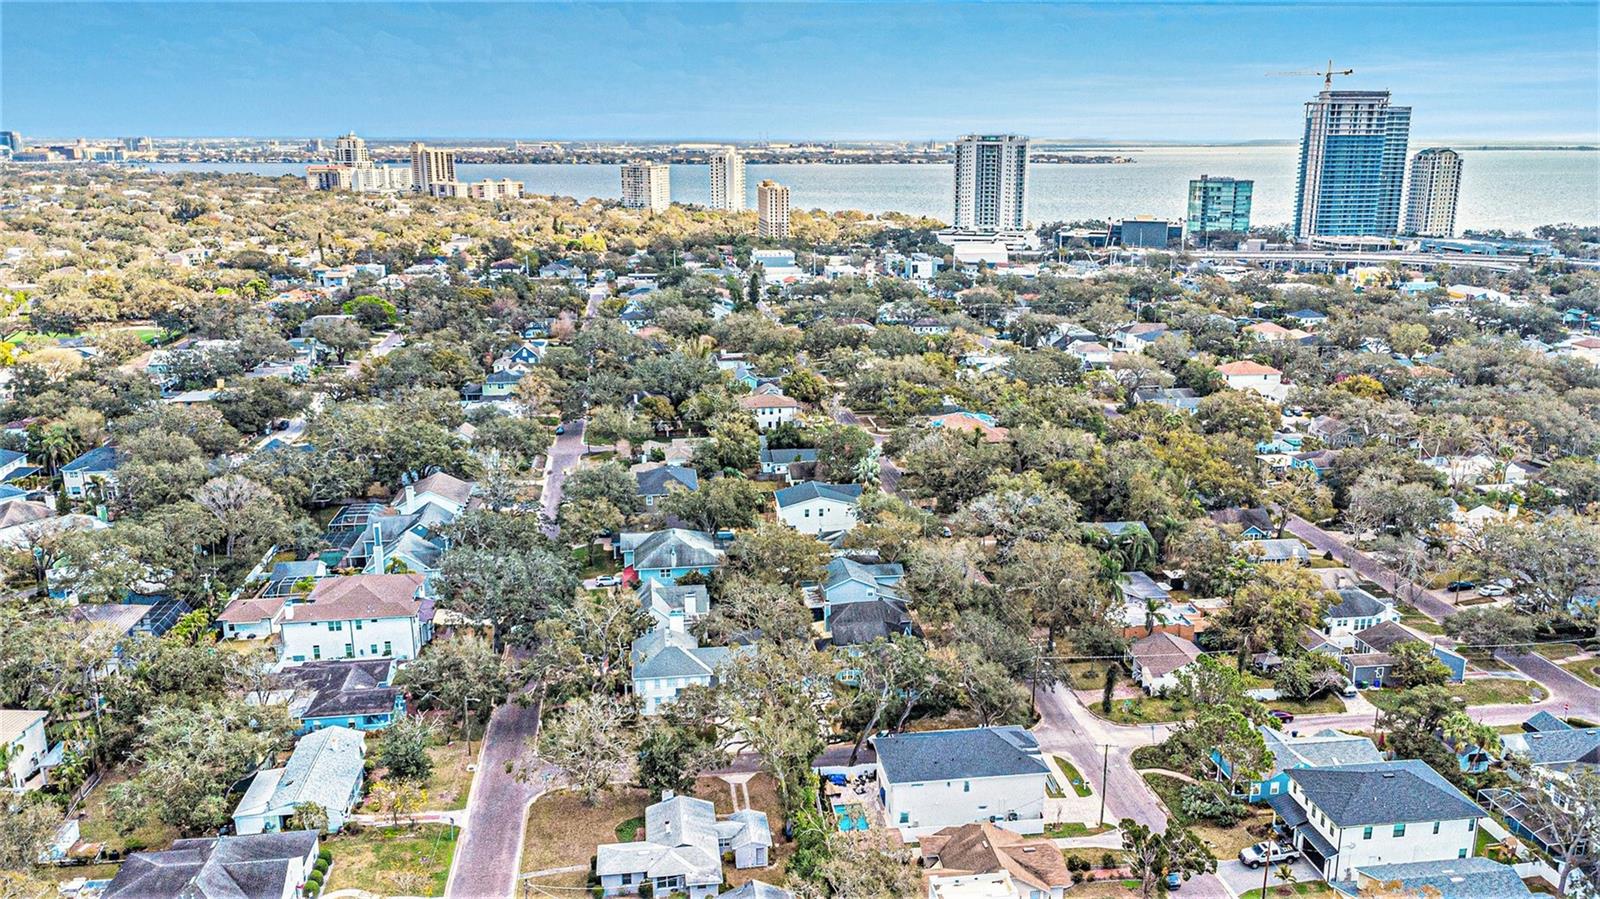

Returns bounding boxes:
[873,726,1050,838]
[1216,360,1289,403]
[278,574,432,666]
[1269,760,1485,884]
[1320,587,1401,649]
[1,709,51,791]
[738,392,801,432]
[774,481,862,537]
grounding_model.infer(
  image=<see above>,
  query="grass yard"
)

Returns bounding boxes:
[1533,642,1589,661]
[1064,881,1143,897]
[614,816,644,841]
[1141,772,1265,860]
[1368,678,1544,711]
[522,787,650,887]
[571,544,621,578]
[1044,821,1113,838]
[1398,605,1446,636]
[421,741,476,810]
[1564,660,1600,689]
[691,773,792,888]
[323,823,458,897]
[1066,661,1119,690]
[75,770,181,855]
[1097,694,1189,725]
[1053,756,1094,798]
[1268,692,1350,716]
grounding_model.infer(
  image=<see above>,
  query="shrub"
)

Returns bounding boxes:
[638,884,653,899]
[1100,851,1118,869]
[318,848,333,864]
[1071,871,1086,884]
[1179,783,1249,827]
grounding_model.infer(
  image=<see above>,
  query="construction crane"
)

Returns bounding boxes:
[1267,60,1355,90]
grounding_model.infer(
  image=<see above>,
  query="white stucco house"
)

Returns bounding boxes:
[1320,587,1400,649]
[1268,760,1485,884]
[738,392,801,431]
[233,726,366,835]
[1215,360,1289,403]
[774,481,862,537]
[873,726,1050,838]
[630,627,747,715]
[278,574,433,666]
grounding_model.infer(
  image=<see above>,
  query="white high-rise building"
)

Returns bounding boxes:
[621,162,671,213]
[333,132,370,167]
[1292,91,1411,239]
[1404,148,1462,238]
[409,142,457,193]
[952,134,1029,232]
[709,147,746,211]
[757,180,791,239]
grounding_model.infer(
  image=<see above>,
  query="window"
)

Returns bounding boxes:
[354,620,363,630]
[327,621,342,632]
[383,641,392,655]
[369,644,378,655]
[963,781,970,793]
[1458,849,1468,859]
[1468,819,1476,831]
[1362,827,1372,840]
[312,646,322,660]
[344,644,354,658]
[1393,824,1406,837]
[1269,782,1280,795]
[899,812,909,824]
[1433,821,1441,835]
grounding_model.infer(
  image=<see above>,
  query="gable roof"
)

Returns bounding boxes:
[104,830,319,899]
[1287,760,1484,826]
[285,574,426,624]
[823,557,904,591]
[410,471,473,506]
[0,709,46,745]
[1355,620,1418,653]
[1354,858,1532,899]
[62,445,121,473]
[1210,507,1274,532]
[1129,632,1203,678]
[277,659,398,720]
[874,726,1047,783]
[774,481,862,508]
[738,393,800,409]
[920,822,1071,893]
[628,528,723,571]
[637,580,711,618]
[1216,360,1281,376]
[1501,726,1600,768]
[1260,727,1383,778]
[828,596,913,646]
[238,726,365,820]
[636,465,699,497]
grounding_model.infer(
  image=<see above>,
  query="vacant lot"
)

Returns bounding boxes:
[323,823,459,897]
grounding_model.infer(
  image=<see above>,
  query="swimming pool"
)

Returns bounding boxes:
[832,803,870,831]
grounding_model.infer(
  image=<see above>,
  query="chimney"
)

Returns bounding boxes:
[403,484,415,510]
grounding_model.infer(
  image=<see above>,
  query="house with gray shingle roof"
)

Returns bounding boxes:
[636,580,711,632]
[61,445,121,499]
[1269,760,1485,883]
[1321,587,1400,647]
[233,726,366,835]
[619,528,724,585]
[873,726,1050,837]
[104,830,321,899]
[635,465,698,509]
[595,793,772,897]
[1351,857,1532,898]
[1211,727,1382,803]
[774,481,862,537]
[1127,631,1203,694]
[718,882,793,899]
[630,627,750,715]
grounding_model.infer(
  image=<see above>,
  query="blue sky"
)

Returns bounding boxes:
[3,2,1597,142]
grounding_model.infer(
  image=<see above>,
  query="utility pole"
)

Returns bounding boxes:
[1262,807,1278,897]
[1098,744,1110,827]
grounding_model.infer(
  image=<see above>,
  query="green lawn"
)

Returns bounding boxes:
[1564,660,1600,689]
[322,824,459,897]
[1533,642,1589,661]
[1240,883,1334,899]
[1369,678,1545,711]
[614,815,644,841]
[1398,605,1446,636]
[571,544,621,578]
[1054,756,1094,798]
[1098,694,1189,725]
[1044,821,1113,838]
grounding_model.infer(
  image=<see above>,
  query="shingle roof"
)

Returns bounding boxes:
[875,726,1047,784]
[774,481,863,508]
[1354,858,1532,898]
[920,822,1071,893]
[1217,360,1281,376]
[739,393,800,409]
[823,557,904,591]
[828,597,913,646]
[629,528,723,571]
[1129,632,1203,678]
[0,709,46,745]
[1355,620,1418,653]
[760,446,817,465]
[1501,727,1600,768]
[1286,760,1484,826]
[103,830,319,899]
[277,659,398,720]
[217,595,287,625]
[410,472,473,506]
[240,726,365,822]
[1326,587,1388,620]
[61,445,121,473]
[636,465,699,497]
[285,574,425,624]
[1260,727,1382,778]
[719,882,794,899]
[637,581,711,618]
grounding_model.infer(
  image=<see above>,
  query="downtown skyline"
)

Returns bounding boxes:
[3,2,1597,144]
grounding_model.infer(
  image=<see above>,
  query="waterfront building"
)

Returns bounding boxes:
[332,132,370,167]
[1293,91,1411,239]
[710,146,746,211]
[409,142,457,194]
[0,131,22,153]
[757,180,791,239]
[622,162,671,212]
[1404,148,1462,238]
[1186,175,1253,241]
[953,134,1029,232]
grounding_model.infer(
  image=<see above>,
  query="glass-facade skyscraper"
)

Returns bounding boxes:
[1186,175,1254,241]
[1293,90,1411,239]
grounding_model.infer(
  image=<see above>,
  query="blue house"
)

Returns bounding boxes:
[814,557,905,627]
[1212,726,1383,803]
[276,659,405,733]
[618,528,725,584]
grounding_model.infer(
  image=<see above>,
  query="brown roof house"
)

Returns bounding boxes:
[278,574,432,667]
[921,822,1071,899]
[1127,632,1203,695]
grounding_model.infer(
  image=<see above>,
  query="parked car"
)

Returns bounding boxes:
[1267,709,1295,723]
[1477,584,1507,596]
[555,424,567,435]
[594,574,621,587]
[1166,871,1183,890]
[1340,680,1359,698]
[1240,841,1300,869]
[1446,580,1475,591]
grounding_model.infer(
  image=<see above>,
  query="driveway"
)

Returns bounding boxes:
[829,403,903,498]
[1216,857,1320,897]
[445,689,555,899]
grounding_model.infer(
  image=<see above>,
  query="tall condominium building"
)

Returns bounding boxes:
[1186,175,1254,241]
[1404,148,1462,237]
[709,147,746,211]
[0,132,21,153]
[121,136,152,152]
[756,180,791,239]
[621,162,671,213]
[332,132,371,167]
[1293,91,1411,239]
[952,134,1029,231]
[409,142,457,193]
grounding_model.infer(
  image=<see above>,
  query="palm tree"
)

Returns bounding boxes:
[38,426,80,477]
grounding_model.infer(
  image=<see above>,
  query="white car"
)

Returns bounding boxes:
[594,574,622,587]
[1477,584,1507,596]
[1239,842,1300,869]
